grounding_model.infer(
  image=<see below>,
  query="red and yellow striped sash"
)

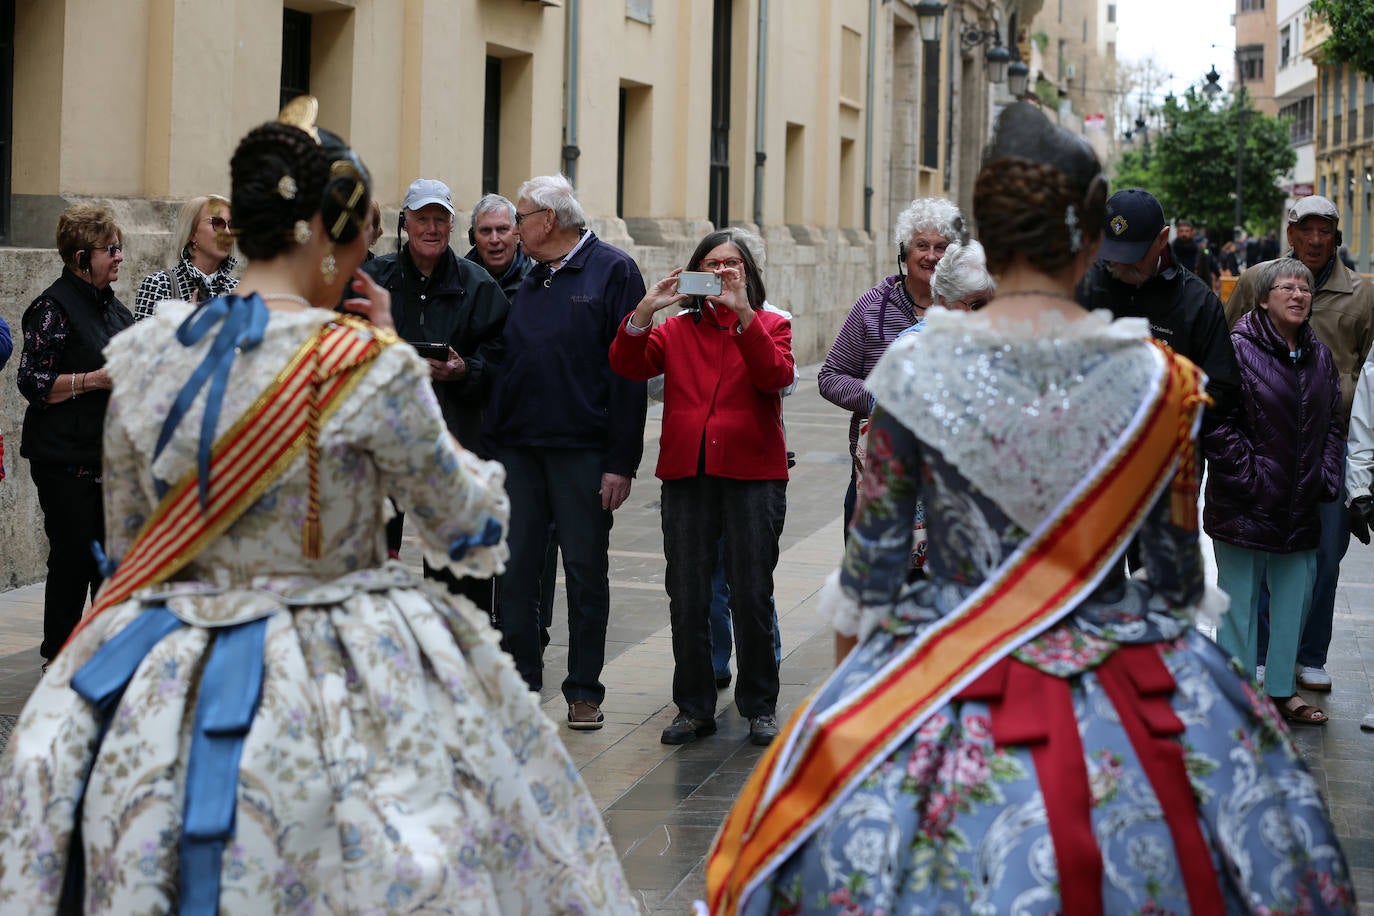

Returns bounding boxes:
[70,318,392,643]
[706,343,1207,914]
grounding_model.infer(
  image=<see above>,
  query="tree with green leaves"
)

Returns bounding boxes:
[1309,0,1374,78]
[1109,87,1296,241]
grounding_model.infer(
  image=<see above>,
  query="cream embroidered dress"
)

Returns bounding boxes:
[0,300,637,914]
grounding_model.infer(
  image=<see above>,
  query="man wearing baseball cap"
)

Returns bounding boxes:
[362,178,509,607]
[1077,187,1238,429]
[1225,195,1374,693]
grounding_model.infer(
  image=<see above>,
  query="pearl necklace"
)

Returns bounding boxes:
[258,293,314,310]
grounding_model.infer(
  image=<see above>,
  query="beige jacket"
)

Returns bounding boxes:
[1225,257,1374,422]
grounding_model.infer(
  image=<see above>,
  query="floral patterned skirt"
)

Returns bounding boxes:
[0,566,636,915]
[748,604,1355,915]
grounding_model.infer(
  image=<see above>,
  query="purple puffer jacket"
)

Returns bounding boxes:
[1203,308,1345,553]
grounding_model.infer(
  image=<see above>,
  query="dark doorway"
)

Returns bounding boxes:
[0,0,13,244]
[280,9,312,110]
[482,56,502,195]
[708,0,732,228]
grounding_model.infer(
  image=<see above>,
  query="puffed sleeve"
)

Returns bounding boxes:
[361,345,510,580]
[816,405,924,639]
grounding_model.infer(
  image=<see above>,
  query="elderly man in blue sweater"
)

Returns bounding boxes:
[483,174,648,731]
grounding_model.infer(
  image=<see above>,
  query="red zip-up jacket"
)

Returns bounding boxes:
[609,305,794,481]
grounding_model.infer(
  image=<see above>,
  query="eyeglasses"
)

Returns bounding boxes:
[1270,283,1312,297]
[514,207,550,226]
[92,244,123,257]
[957,296,990,310]
[699,257,745,271]
[206,215,232,232]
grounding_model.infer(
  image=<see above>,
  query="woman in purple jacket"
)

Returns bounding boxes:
[1205,257,1344,725]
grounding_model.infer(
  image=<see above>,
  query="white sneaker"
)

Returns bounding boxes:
[1297,666,1333,691]
[1362,711,1374,731]
[1256,665,1265,686]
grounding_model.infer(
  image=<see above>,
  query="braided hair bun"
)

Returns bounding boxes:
[974,102,1106,276]
[229,116,372,261]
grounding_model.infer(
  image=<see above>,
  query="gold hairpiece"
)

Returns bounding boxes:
[277,95,321,143]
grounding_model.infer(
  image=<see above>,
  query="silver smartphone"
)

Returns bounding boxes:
[677,271,722,297]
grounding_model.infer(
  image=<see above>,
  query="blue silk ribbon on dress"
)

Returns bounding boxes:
[152,294,271,508]
[448,515,503,561]
[179,617,269,916]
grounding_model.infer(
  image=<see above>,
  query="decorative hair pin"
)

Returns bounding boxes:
[277,95,321,143]
[276,175,298,200]
[1065,204,1082,253]
[294,220,312,245]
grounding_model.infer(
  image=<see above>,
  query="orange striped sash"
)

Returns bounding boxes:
[706,343,1208,914]
[70,317,392,642]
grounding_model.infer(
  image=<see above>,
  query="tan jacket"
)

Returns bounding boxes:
[1225,258,1374,422]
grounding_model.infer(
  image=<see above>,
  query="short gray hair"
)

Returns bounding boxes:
[932,240,995,306]
[471,193,516,225]
[893,197,967,250]
[517,174,586,229]
[1256,256,1315,304]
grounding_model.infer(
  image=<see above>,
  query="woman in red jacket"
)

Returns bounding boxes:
[610,228,795,748]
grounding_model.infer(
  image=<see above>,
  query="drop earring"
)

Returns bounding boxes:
[321,248,338,284]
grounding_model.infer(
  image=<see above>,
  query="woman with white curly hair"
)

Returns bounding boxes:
[931,238,995,311]
[818,197,967,536]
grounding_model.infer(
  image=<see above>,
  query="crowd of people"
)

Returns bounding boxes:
[0,94,1366,912]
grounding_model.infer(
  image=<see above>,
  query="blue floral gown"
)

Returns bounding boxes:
[746,309,1354,915]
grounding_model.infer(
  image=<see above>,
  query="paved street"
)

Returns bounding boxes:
[1,367,1372,913]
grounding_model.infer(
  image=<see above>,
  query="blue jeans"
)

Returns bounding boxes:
[1257,490,1349,670]
[709,541,782,677]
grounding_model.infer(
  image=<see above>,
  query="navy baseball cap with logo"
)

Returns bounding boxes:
[1098,188,1166,264]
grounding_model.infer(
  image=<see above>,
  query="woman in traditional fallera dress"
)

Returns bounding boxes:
[705,102,1355,915]
[0,101,636,914]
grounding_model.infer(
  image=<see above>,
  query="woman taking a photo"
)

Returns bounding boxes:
[133,194,239,318]
[1205,256,1344,725]
[610,227,794,748]
[17,204,134,663]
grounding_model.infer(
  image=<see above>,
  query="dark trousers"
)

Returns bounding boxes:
[31,464,104,659]
[386,509,494,614]
[842,471,858,545]
[662,475,785,720]
[495,446,612,704]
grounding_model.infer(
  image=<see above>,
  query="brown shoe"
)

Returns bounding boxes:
[567,700,604,730]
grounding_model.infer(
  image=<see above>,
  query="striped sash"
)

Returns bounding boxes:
[69,317,392,643]
[706,342,1208,914]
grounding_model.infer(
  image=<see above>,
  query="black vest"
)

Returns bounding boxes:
[20,269,134,468]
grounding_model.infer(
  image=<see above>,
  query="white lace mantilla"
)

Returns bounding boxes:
[865,308,1159,534]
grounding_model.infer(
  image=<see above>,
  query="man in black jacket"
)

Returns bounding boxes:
[464,194,536,300]
[1077,188,1239,432]
[362,178,509,604]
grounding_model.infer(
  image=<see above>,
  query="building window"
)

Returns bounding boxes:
[784,122,804,225]
[841,27,862,102]
[280,9,311,110]
[1280,96,1314,143]
[921,40,939,169]
[626,0,653,24]
[0,0,11,244]
[1279,26,1290,69]
[708,0,732,228]
[1237,45,1263,82]
[1239,0,1264,11]
[1107,3,1115,22]
[482,57,502,195]
[616,82,651,218]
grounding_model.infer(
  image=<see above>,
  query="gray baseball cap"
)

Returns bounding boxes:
[403,178,454,215]
[1287,195,1339,225]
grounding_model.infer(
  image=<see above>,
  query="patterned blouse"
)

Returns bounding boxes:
[133,254,239,320]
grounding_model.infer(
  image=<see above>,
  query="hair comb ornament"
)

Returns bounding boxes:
[276,175,298,200]
[277,95,321,143]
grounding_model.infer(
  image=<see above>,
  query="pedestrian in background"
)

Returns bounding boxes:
[17,204,134,663]
[133,194,239,319]
[464,193,535,300]
[818,197,966,540]
[1206,257,1343,725]
[485,173,648,731]
[610,227,793,747]
[1225,195,1374,693]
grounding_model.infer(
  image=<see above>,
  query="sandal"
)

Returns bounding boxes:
[1277,695,1328,725]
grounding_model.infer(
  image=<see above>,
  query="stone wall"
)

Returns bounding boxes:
[0,208,879,588]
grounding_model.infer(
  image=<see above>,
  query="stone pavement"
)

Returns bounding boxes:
[1,368,1372,913]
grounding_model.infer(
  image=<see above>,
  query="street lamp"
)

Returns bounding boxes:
[1007,45,1031,98]
[914,1,947,42]
[960,17,1011,84]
